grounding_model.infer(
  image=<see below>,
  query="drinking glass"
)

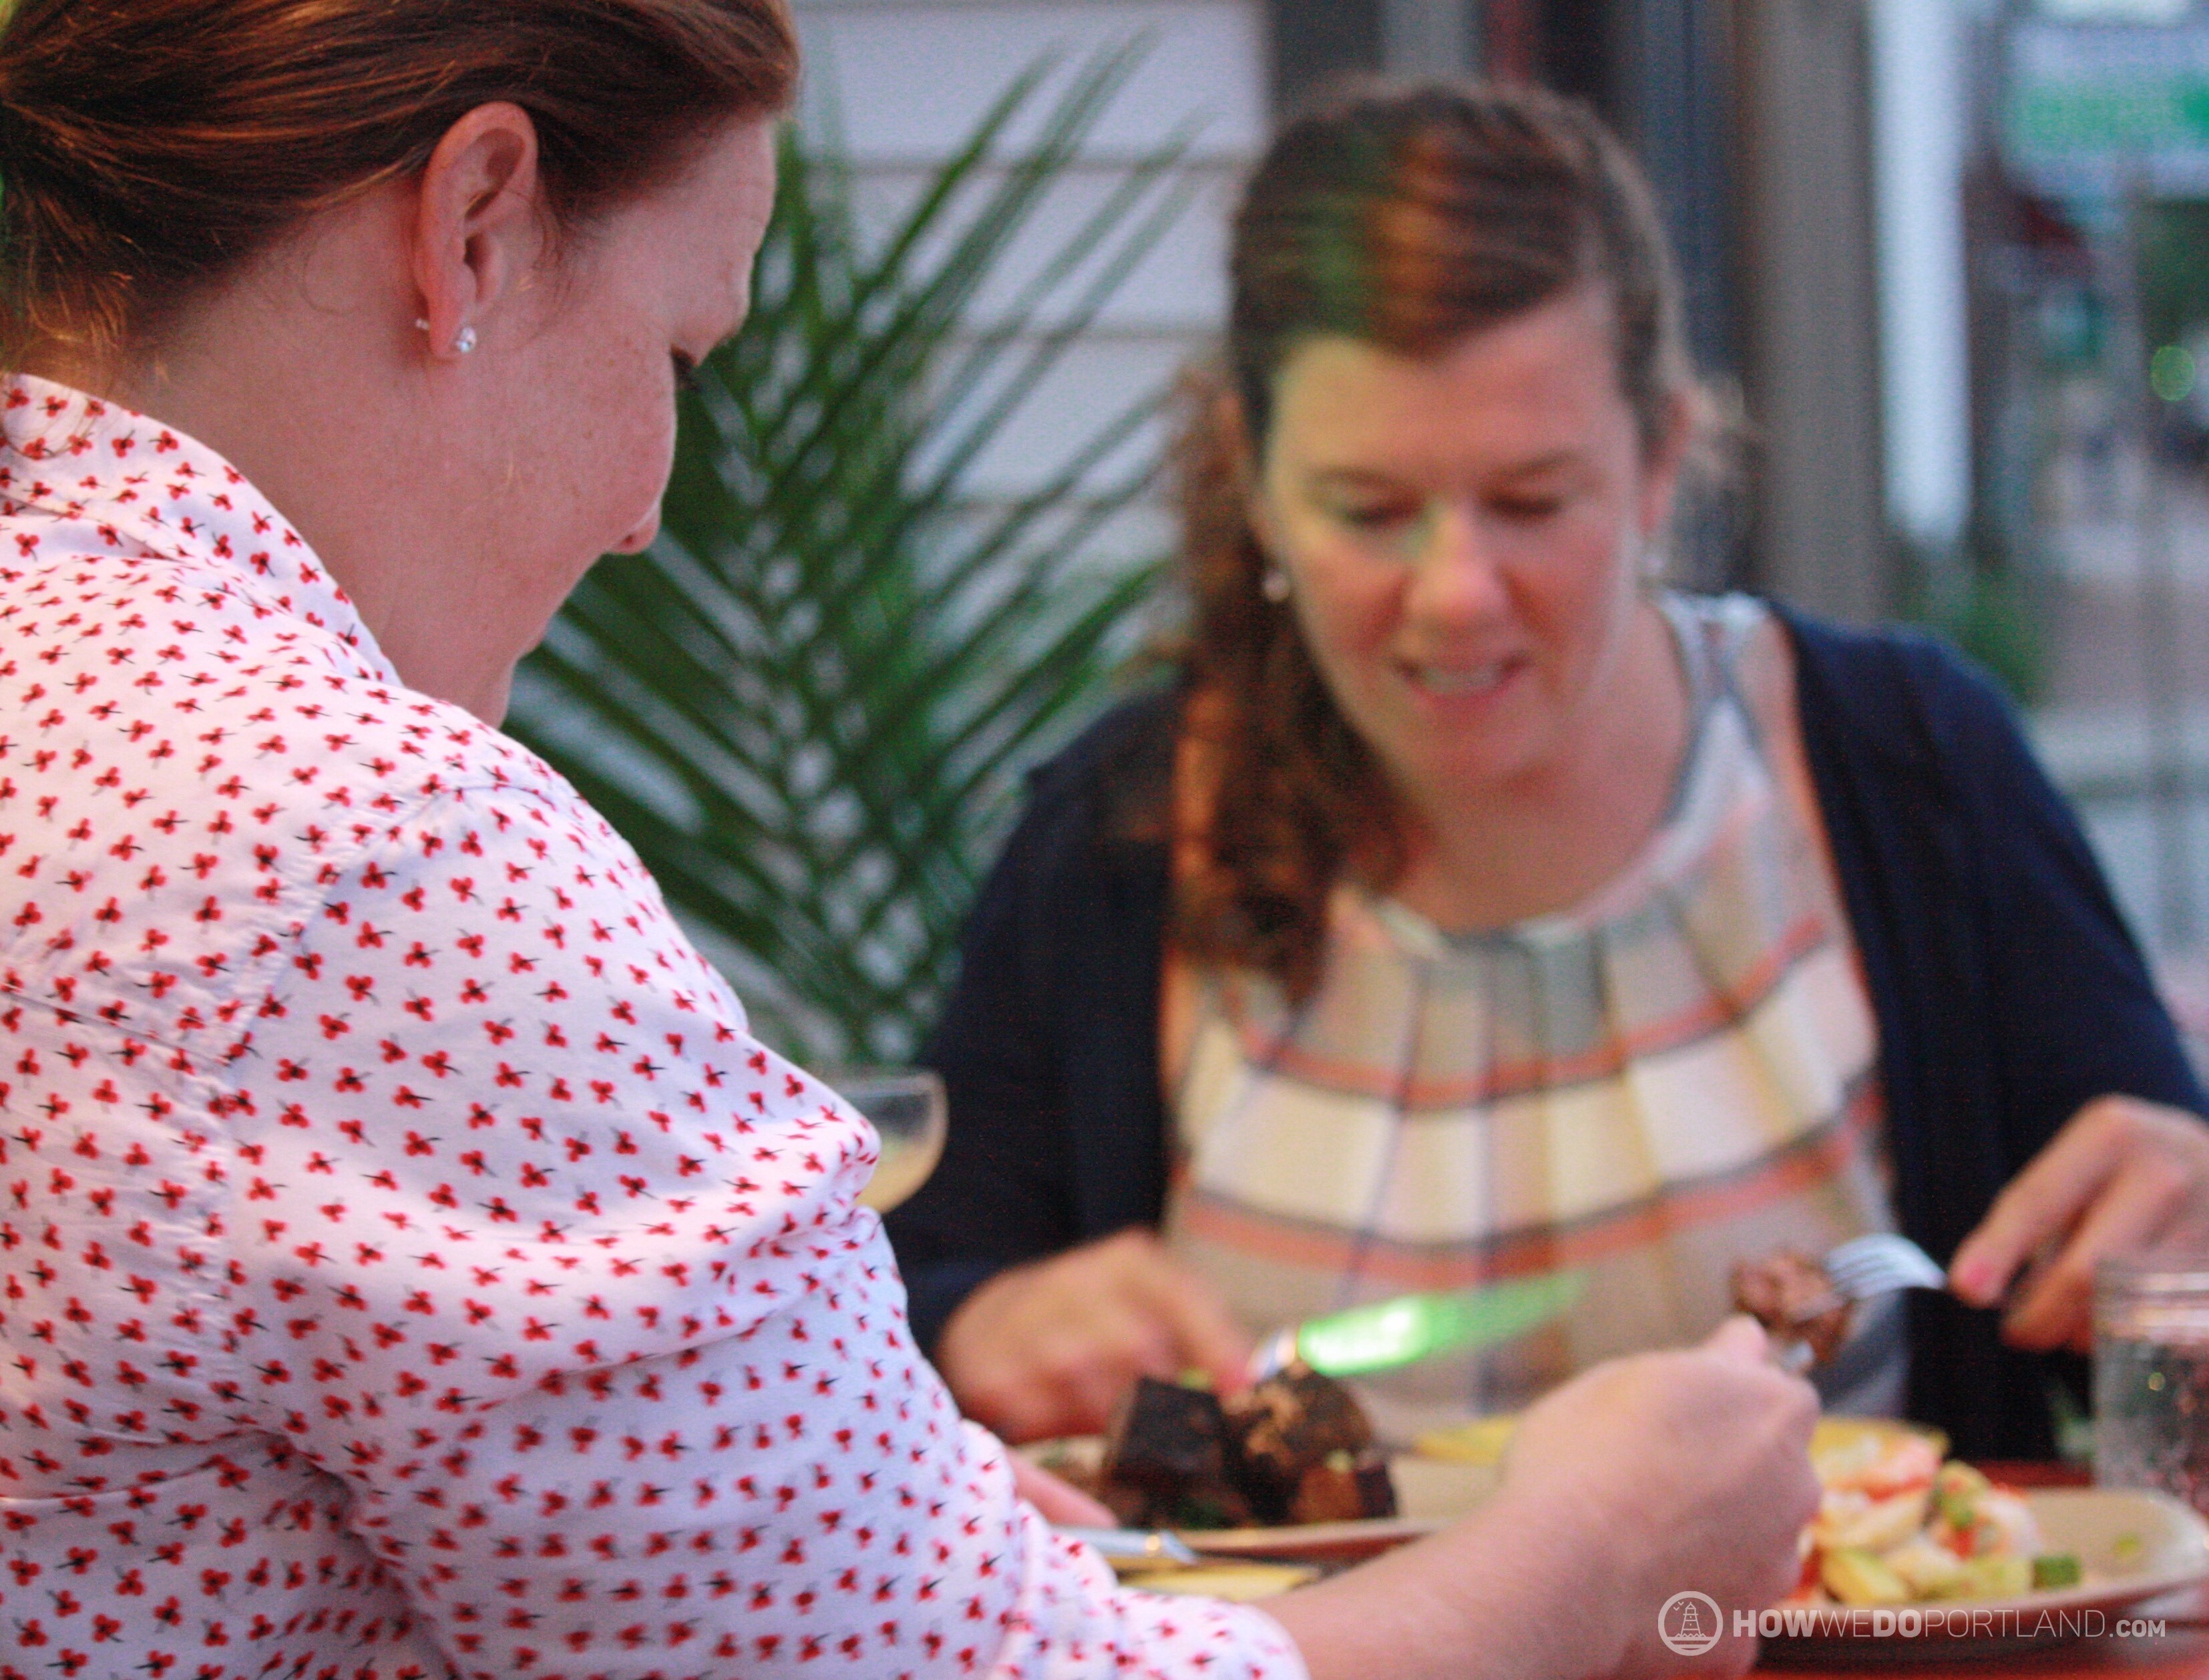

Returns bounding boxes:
[2093,1253,2209,1512]
[828,1067,949,1213]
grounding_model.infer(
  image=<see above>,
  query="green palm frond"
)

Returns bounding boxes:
[508,47,1188,1064]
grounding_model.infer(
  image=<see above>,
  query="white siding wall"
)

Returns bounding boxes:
[787,0,1267,554]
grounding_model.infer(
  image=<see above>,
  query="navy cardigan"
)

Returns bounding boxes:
[885,608,2209,1458]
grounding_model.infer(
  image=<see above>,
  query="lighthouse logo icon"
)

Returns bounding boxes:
[1659,1591,1724,1657]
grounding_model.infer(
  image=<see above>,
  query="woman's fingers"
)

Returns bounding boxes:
[1127,1254,1255,1394]
[1953,1097,2209,1350]
[1699,1313,1772,1366]
[936,1228,1257,1441]
[1002,1299,1171,1438]
[1951,1099,2131,1307]
[1045,1315,1175,1431]
[1010,1452,1117,1527]
[2003,1151,2202,1351]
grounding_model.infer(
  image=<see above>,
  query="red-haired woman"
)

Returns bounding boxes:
[0,10,1815,1677]
[891,83,2209,1460]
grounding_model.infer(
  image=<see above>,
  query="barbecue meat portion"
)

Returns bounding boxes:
[1731,1248,1852,1367]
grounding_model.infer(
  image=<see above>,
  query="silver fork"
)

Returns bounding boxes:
[1772,1233,1947,1372]
[1820,1232,1947,1301]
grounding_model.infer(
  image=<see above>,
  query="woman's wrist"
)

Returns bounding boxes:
[1265,1479,1629,1680]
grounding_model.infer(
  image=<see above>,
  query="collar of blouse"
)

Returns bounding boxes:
[0,373,391,682]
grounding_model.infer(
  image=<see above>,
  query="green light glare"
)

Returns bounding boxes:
[2152,344,2196,404]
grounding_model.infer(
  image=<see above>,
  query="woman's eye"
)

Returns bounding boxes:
[1490,494,1566,523]
[671,351,702,395]
[1332,500,1418,532]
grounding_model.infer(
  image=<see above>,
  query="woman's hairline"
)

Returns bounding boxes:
[1236,276,1699,479]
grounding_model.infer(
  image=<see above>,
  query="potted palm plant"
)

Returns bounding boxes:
[507,48,1193,1066]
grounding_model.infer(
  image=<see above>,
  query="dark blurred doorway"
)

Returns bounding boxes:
[1265,0,1886,619]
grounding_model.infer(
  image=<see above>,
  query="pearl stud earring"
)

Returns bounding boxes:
[413,319,475,355]
[1261,567,1291,603]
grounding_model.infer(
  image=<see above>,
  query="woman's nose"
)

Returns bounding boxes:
[1402,504,1509,628]
[613,510,662,555]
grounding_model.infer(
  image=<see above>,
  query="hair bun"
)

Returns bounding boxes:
[0,0,797,353]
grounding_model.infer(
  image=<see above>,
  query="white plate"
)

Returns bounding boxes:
[1177,1455,1496,1561]
[1761,1488,2209,1665]
[1018,1436,1496,1562]
[1029,1422,2209,1643]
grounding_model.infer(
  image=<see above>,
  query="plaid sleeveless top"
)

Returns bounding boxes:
[1161,594,1904,1440]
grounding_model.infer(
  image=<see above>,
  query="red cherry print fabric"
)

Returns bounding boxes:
[0,376,1308,1680]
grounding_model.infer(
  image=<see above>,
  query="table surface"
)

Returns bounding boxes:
[1767,1466,2209,1677]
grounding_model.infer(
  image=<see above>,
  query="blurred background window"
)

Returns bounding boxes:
[516,0,2209,1074]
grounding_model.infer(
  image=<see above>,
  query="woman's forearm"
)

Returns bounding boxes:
[1266,1485,1623,1680]
[1269,1321,1820,1680]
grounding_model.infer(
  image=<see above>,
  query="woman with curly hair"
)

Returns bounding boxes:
[890,80,2209,1462]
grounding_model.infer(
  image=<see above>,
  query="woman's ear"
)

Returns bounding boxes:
[1635,386,1695,540]
[1225,389,1284,560]
[409,101,547,361]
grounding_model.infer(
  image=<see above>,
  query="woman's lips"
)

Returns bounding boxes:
[1399,656,1521,699]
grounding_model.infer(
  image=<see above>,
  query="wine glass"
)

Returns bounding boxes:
[829,1067,949,1213]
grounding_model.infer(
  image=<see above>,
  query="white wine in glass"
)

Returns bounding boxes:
[831,1068,948,1213]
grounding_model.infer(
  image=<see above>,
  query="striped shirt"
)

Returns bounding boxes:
[1163,594,1904,1440]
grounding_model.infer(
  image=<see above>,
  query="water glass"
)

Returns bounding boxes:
[827,1067,948,1213]
[2093,1254,2209,1512]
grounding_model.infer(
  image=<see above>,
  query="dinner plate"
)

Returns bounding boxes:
[1111,1418,1935,1565]
[1173,1454,1497,1562]
[1759,1488,2209,1665]
[1416,1411,1947,1472]
[1024,1418,1947,1566]
[1030,1418,2209,1645]
[1017,1435,1499,1564]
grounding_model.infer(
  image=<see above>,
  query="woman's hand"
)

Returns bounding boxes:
[1951,1094,2209,1353]
[935,1228,1253,1443]
[1500,1317,1822,1675]
[1269,1317,1820,1680]
[1009,1452,1117,1527]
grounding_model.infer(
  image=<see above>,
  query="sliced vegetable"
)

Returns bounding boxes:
[1931,1461,1991,1531]
[2032,1553,2082,1590]
[1884,1536,1968,1598]
[1822,1547,1913,1607]
[1945,1556,2032,1600]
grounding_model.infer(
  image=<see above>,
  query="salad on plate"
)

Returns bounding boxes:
[1801,1422,2082,1605]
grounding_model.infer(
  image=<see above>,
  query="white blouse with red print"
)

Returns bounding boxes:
[0,375,1305,1680]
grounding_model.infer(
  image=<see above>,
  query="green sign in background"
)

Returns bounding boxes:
[2004,23,2209,192]
[2009,82,2209,154]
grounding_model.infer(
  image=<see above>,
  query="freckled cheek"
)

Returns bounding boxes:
[607,398,682,553]
[1303,552,1402,652]
[1291,572,1404,718]
[1511,528,1625,666]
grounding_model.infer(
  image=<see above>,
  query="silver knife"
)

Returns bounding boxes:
[1249,1271,1585,1383]
[1059,1526,1201,1566]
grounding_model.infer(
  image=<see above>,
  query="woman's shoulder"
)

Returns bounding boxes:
[1768,600,2027,767]
[1020,682,1181,833]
